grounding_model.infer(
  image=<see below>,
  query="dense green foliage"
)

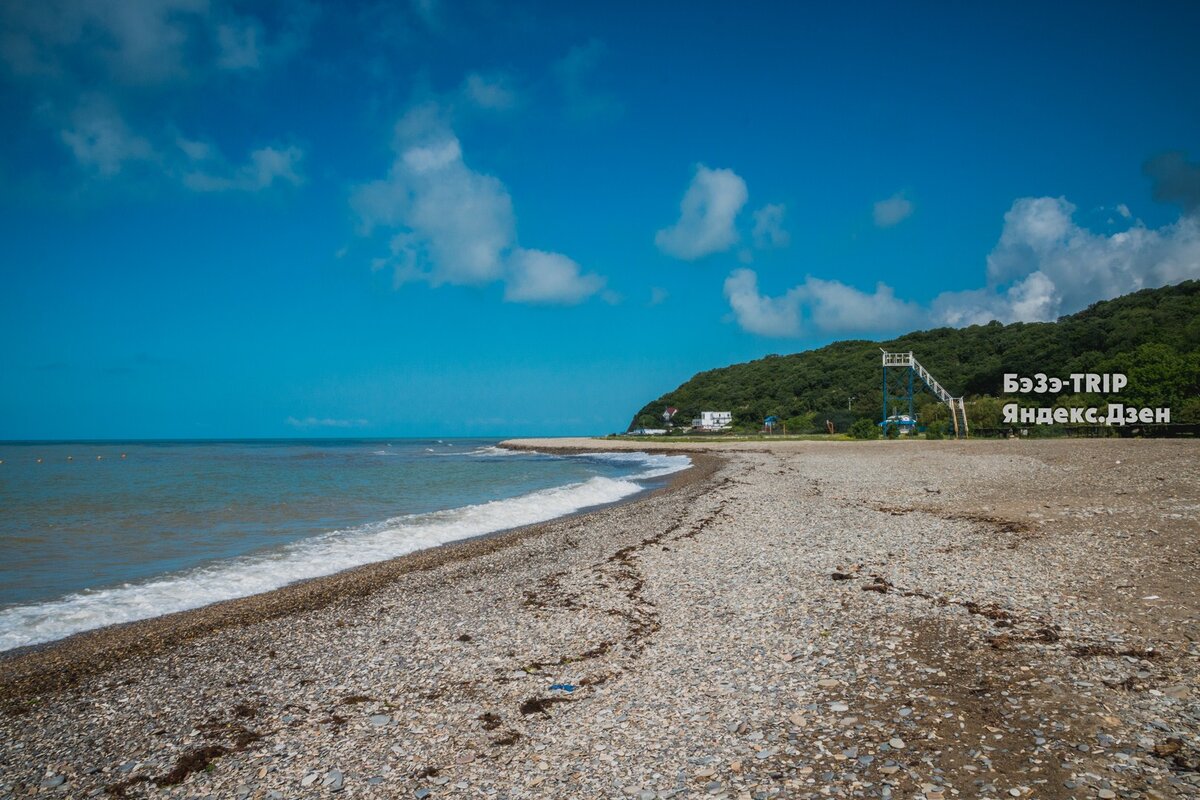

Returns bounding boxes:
[848,419,879,439]
[631,281,1200,432]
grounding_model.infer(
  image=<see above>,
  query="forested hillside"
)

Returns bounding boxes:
[631,281,1200,432]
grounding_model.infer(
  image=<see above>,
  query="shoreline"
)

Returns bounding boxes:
[1,439,1197,799]
[0,450,722,706]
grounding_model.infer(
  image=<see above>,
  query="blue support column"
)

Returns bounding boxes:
[882,365,888,427]
[908,367,914,418]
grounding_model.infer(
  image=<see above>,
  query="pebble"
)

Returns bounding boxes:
[4,442,1196,800]
[323,769,344,792]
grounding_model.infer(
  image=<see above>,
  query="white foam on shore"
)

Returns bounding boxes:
[0,450,691,652]
[574,451,691,479]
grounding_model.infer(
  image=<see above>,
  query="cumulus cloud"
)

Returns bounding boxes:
[873,192,913,227]
[724,270,919,338]
[656,165,749,260]
[751,204,790,249]
[351,105,603,304]
[505,249,605,305]
[724,269,804,337]
[936,196,1200,325]
[182,145,305,192]
[799,277,921,332]
[725,193,1200,338]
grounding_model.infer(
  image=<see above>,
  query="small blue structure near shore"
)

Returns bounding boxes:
[879,414,918,435]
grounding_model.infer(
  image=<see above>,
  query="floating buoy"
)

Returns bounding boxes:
[36,458,42,463]
[121,453,127,459]
[97,455,103,460]
[68,456,74,461]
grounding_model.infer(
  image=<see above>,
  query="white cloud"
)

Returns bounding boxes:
[799,277,920,332]
[873,192,913,227]
[724,270,918,338]
[649,286,669,306]
[351,104,603,305]
[463,72,517,110]
[656,165,749,260]
[182,145,304,192]
[723,269,804,337]
[726,194,1200,338]
[352,108,514,286]
[505,249,605,305]
[751,203,789,249]
[59,98,155,176]
[1117,203,1132,219]
[286,416,369,429]
[934,196,1200,325]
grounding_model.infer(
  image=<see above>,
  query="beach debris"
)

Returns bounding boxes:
[548,683,576,692]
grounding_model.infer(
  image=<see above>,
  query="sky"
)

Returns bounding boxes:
[2,1,1199,439]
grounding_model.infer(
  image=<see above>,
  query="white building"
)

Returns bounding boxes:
[692,411,733,431]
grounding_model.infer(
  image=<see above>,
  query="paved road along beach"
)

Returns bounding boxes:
[2,439,1198,799]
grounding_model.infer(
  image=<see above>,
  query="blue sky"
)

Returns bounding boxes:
[2,1,1199,439]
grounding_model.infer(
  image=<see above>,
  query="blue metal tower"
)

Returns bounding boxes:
[881,350,969,438]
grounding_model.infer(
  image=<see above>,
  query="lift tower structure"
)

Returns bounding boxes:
[881,351,969,438]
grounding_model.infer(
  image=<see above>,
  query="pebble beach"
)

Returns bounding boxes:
[2,438,1198,799]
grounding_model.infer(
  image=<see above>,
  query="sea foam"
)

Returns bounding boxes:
[0,450,689,652]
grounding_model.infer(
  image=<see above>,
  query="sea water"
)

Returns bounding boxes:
[0,439,689,652]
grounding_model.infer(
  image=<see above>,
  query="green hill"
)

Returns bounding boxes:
[631,280,1200,433]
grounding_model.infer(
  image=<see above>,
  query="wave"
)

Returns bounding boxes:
[0,474,649,652]
[573,451,692,480]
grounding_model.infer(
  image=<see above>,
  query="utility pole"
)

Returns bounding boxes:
[847,395,856,411]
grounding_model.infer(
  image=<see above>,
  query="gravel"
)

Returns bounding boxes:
[1,438,1198,799]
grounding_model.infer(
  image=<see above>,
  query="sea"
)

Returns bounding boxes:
[0,439,689,653]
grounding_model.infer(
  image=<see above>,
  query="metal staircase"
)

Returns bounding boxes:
[881,351,969,438]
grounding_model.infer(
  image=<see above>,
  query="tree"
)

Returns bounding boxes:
[849,418,878,439]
